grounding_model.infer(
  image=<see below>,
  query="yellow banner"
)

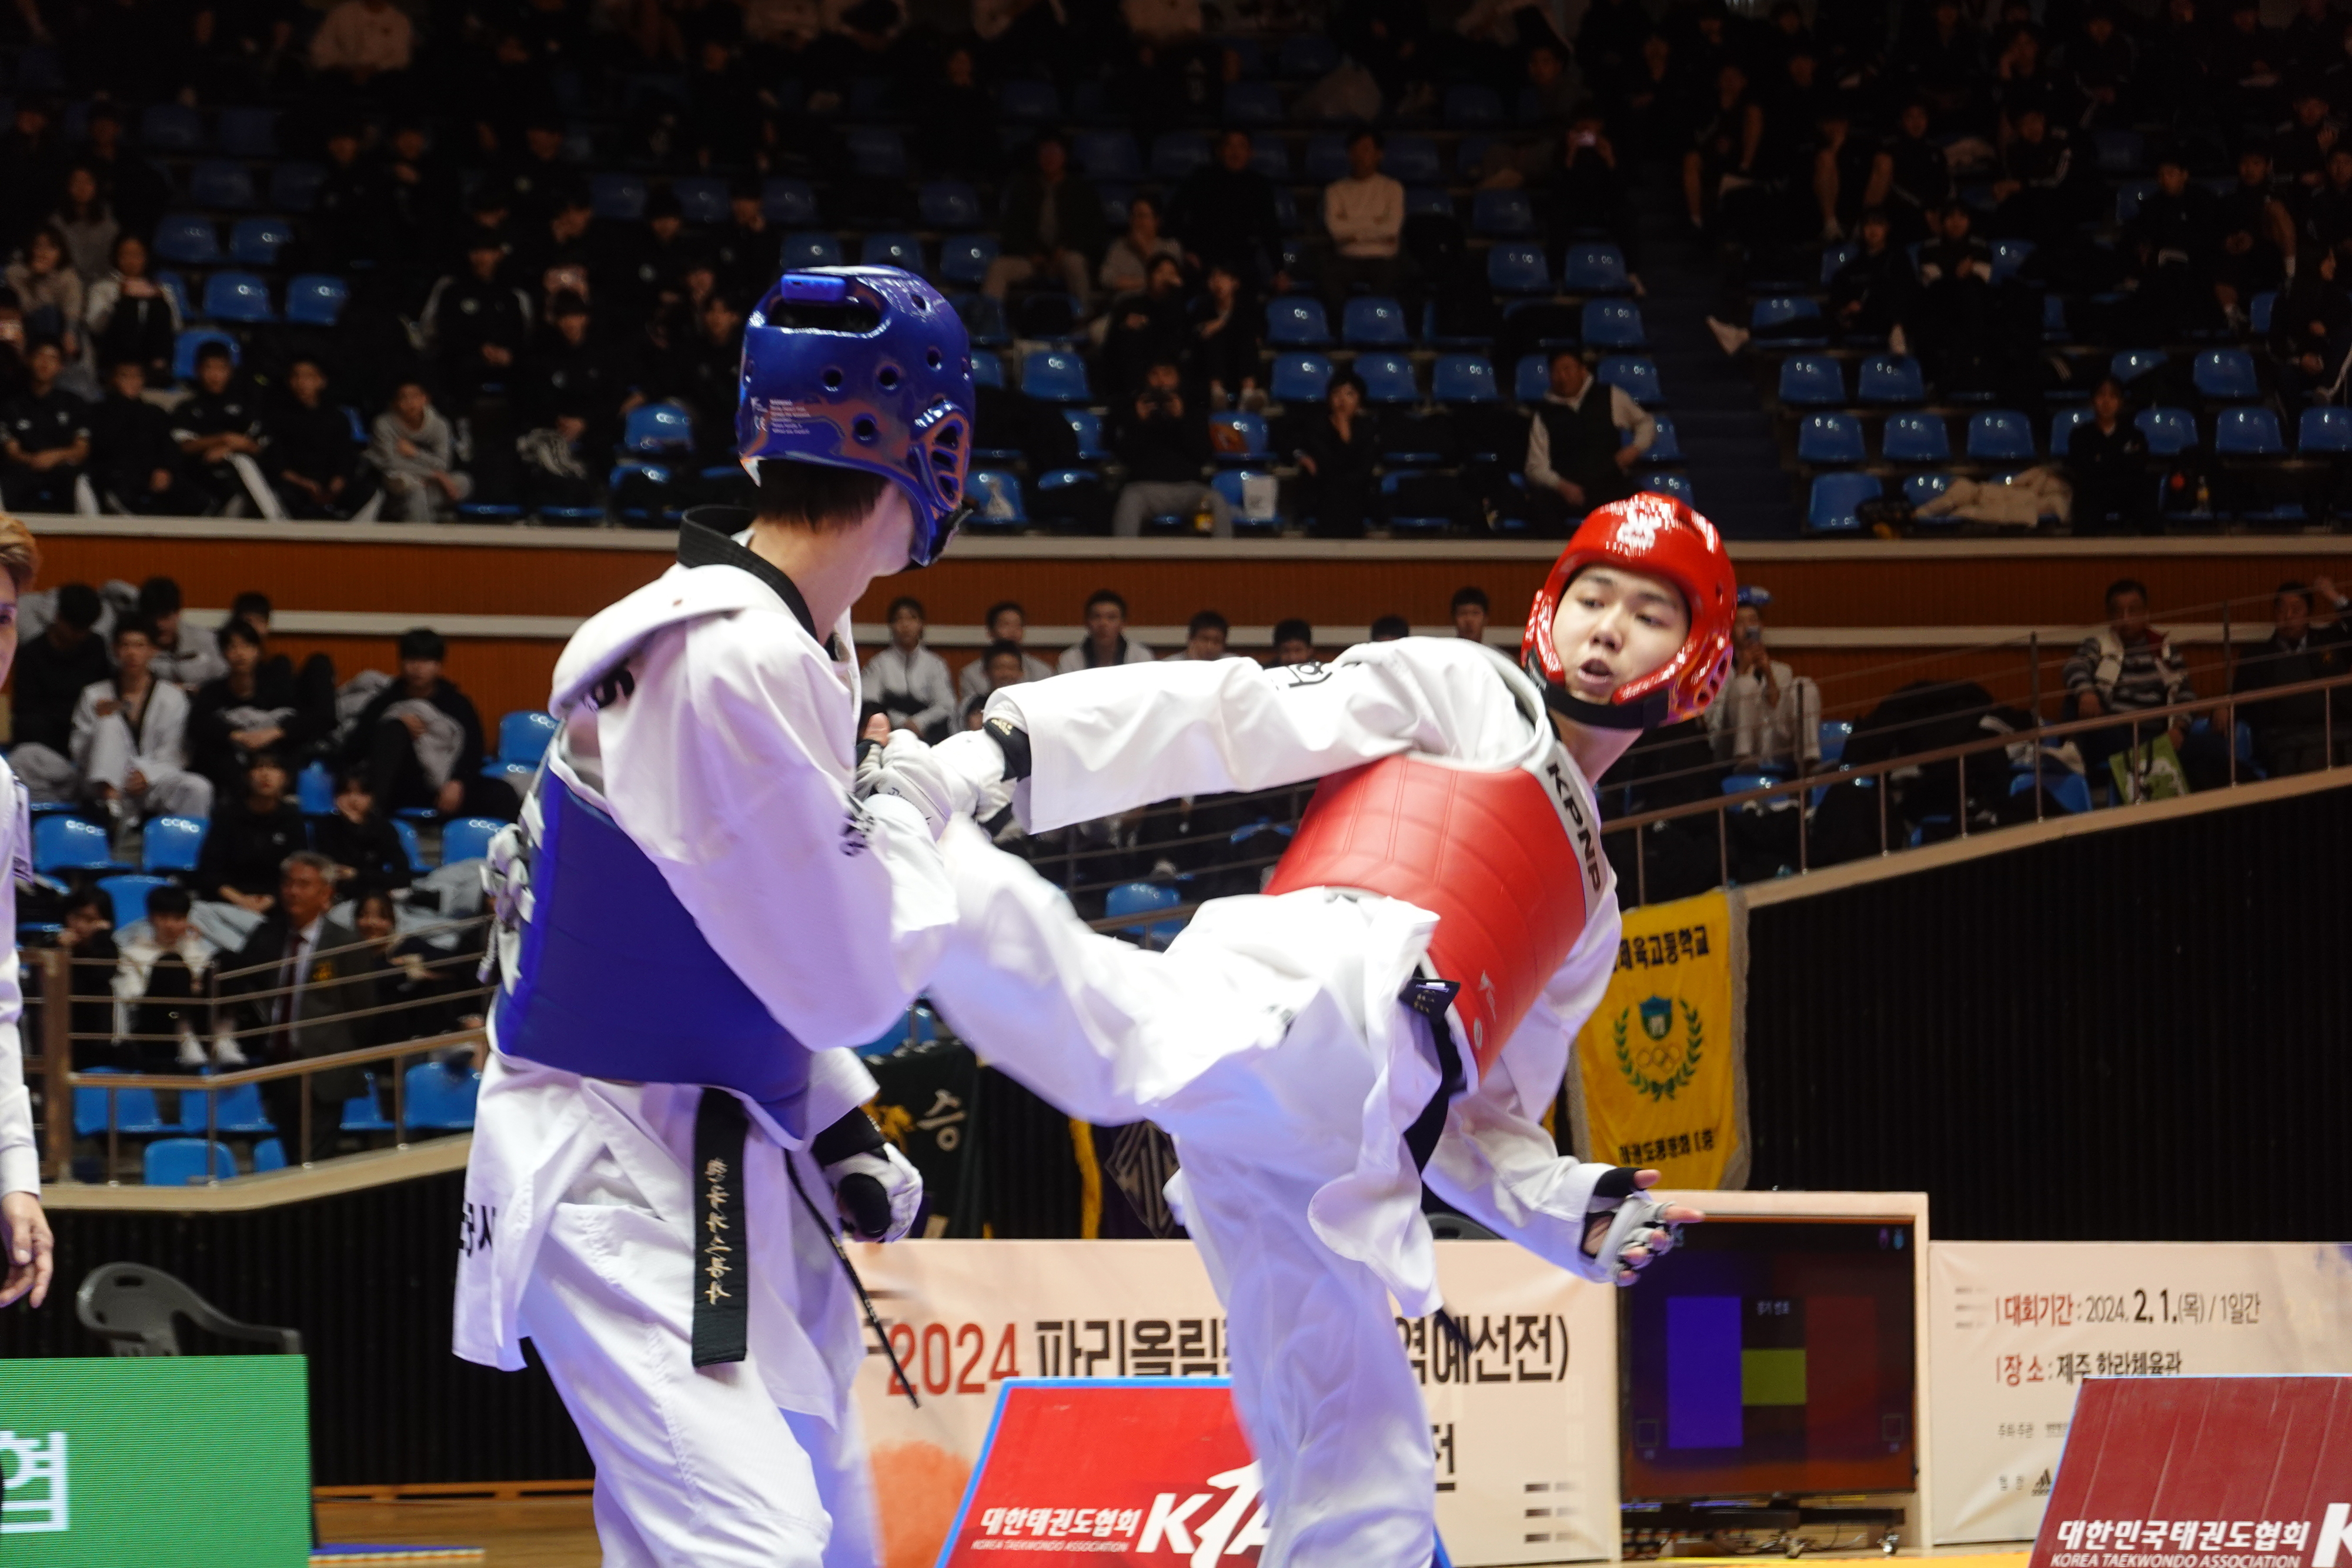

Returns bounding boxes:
[1569,890,1748,1190]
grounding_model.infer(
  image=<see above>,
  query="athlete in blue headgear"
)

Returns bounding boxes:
[455,268,976,1567]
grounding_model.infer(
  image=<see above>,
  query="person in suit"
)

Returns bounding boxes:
[223,851,377,1164]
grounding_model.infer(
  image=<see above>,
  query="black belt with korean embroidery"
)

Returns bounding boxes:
[691,1089,753,1367]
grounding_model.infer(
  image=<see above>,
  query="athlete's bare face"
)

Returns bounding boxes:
[1549,565,1690,706]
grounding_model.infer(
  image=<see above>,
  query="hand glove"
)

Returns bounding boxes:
[853,730,975,839]
[1583,1166,1683,1286]
[824,1143,923,1242]
[930,728,1013,820]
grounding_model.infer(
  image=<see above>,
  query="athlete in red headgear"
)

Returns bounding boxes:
[859,493,1735,1568]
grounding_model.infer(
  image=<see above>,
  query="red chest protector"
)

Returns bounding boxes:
[1261,748,1609,1076]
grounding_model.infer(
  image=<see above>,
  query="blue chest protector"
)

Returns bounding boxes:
[492,770,811,1136]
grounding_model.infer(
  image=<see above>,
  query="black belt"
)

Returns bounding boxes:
[691,1089,751,1368]
[1399,978,1465,1174]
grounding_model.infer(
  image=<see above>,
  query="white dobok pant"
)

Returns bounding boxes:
[518,1145,880,1568]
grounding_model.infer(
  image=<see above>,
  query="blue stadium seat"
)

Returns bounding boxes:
[189,160,258,209]
[592,172,647,220]
[1104,881,1184,948]
[2013,764,2094,815]
[1808,472,1882,533]
[155,270,193,322]
[2050,407,2096,456]
[2191,349,2260,401]
[1469,189,1535,236]
[172,329,238,382]
[1903,472,1955,507]
[142,815,205,873]
[1819,240,1859,285]
[1819,720,1853,762]
[1405,186,1453,220]
[229,216,294,268]
[1642,416,1683,463]
[97,874,173,930]
[1151,132,1211,179]
[2042,293,2069,341]
[75,1070,169,1138]
[1375,136,1438,185]
[1209,469,1281,533]
[918,180,983,229]
[296,761,335,817]
[2250,290,2276,336]
[1063,409,1110,462]
[965,470,1027,526]
[267,162,325,213]
[403,1064,482,1130]
[844,128,908,179]
[1639,471,1695,506]
[145,1138,236,1186]
[438,815,504,866]
[1987,239,2034,282]
[2299,407,2352,453]
[2092,128,2144,173]
[1796,413,1866,466]
[35,814,126,875]
[1267,296,1331,346]
[1269,353,1333,404]
[2110,348,2166,383]
[494,710,559,770]
[1432,355,1498,404]
[1561,243,1629,292]
[1485,242,1551,295]
[140,103,204,151]
[1354,352,1419,405]
[2213,406,2284,456]
[342,1075,393,1132]
[1966,410,2036,463]
[2136,406,2197,456]
[999,79,1059,121]
[938,234,997,286]
[1596,356,1663,406]
[201,271,273,323]
[1776,355,1845,407]
[1750,295,1825,344]
[1223,82,1282,123]
[392,817,429,874]
[1208,412,1268,463]
[622,402,694,454]
[761,178,818,225]
[152,213,220,266]
[252,1137,286,1172]
[1581,299,1646,349]
[1073,131,1141,181]
[1513,353,1550,404]
[1444,82,1504,126]
[670,177,728,225]
[1341,296,1409,346]
[1301,133,1349,184]
[779,232,843,269]
[968,352,1005,390]
[283,274,348,327]
[860,232,923,270]
[217,108,279,159]
[1020,350,1090,402]
[1855,355,1926,406]
[185,1079,273,1136]
[2114,180,2158,225]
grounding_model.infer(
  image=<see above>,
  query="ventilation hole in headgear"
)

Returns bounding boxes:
[877,365,900,390]
[926,347,943,369]
[822,367,844,391]
[853,416,880,443]
[910,295,930,312]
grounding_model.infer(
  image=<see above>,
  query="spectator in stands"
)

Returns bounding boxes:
[82,234,176,389]
[49,165,115,284]
[350,887,477,1050]
[2067,379,2155,535]
[1523,348,1654,533]
[2128,153,2223,337]
[1269,617,1316,666]
[57,885,121,1067]
[1452,586,1489,640]
[1986,108,2079,249]
[1902,0,1987,131]
[1710,587,1822,771]
[2064,578,2224,792]
[1542,106,1636,275]
[652,292,746,472]
[2065,7,2135,129]
[1111,358,1229,537]
[2213,144,2296,327]
[53,614,213,824]
[523,291,629,457]
[88,360,196,516]
[269,359,379,520]
[1869,101,1955,244]
[1185,263,1264,410]
[189,618,308,801]
[1100,195,1182,299]
[1101,254,1190,399]
[607,187,698,324]
[1369,613,1409,641]
[1681,62,1765,235]
[112,882,218,1069]
[222,850,374,1162]
[1167,129,1289,293]
[424,232,533,402]
[370,380,473,522]
[313,768,413,892]
[138,576,226,690]
[1163,609,1232,661]
[0,340,90,514]
[1829,209,1917,346]
[510,186,600,315]
[344,627,512,819]
[1292,367,1377,537]
[11,581,108,774]
[707,183,775,305]
[964,642,1032,704]
[984,131,1106,307]
[313,124,385,273]
[957,601,1055,705]
[5,228,83,365]
[310,0,414,91]
[195,750,305,911]
[1810,99,1875,245]
[1914,202,2016,392]
[0,102,65,259]
[2307,150,2352,256]
[2277,92,2337,195]
[1322,128,1405,316]
[1059,589,1155,671]
[2233,579,2351,775]
[864,595,957,741]
[173,343,273,517]
[76,103,167,249]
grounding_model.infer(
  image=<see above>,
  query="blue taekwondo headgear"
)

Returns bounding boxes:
[736,266,975,567]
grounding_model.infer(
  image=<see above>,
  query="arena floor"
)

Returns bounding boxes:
[311,1500,2030,1568]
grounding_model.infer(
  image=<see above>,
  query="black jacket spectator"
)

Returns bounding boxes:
[343,633,514,820]
[88,375,198,516]
[1115,393,1215,483]
[195,790,309,904]
[0,347,92,514]
[313,810,414,892]
[2066,413,2153,534]
[1166,154,1287,287]
[998,161,1110,273]
[12,598,111,755]
[221,907,375,1159]
[1830,228,1919,341]
[1293,392,1378,538]
[424,247,534,396]
[267,365,377,520]
[189,666,311,803]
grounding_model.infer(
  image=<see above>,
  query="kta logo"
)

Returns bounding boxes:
[1140,1463,1268,1566]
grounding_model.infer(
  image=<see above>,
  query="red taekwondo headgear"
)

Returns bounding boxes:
[1521,492,1738,730]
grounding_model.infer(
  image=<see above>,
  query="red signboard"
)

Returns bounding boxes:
[2033,1378,2352,1568]
[936,1379,1263,1567]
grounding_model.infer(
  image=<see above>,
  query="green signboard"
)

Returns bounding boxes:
[0,1356,312,1566]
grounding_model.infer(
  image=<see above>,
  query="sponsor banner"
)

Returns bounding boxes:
[1930,1244,2352,1543]
[1568,890,1749,1190]
[848,1240,1619,1568]
[2030,1377,2352,1568]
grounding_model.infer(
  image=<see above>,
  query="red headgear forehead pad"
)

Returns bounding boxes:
[1521,493,1738,727]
